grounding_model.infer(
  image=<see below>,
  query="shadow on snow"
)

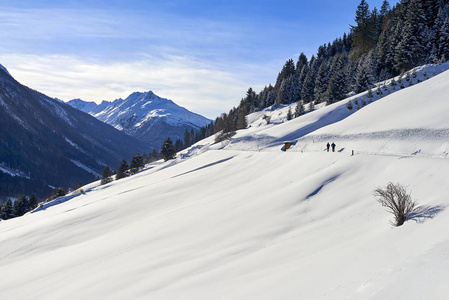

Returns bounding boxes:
[408,205,446,223]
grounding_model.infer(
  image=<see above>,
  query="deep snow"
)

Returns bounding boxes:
[1,64,449,300]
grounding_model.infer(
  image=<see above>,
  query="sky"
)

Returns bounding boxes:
[0,0,399,119]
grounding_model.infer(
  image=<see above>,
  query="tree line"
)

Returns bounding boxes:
[190,0,449,142]
[100,137,180,185]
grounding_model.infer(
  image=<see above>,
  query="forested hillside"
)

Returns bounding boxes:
[210,0,449,137]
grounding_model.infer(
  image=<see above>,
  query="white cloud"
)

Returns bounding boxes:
[0,6,288,118]
[0,54,272,119]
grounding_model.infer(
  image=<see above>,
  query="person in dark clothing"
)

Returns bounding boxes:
[326,143,330,152]
[331,142,336,152]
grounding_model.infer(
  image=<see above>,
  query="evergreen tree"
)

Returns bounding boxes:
[175,139,184,152]
[438,15,449,59]
[301,71,315,103]
[405,71,411,82]
[371,7,382,42]
[355,61,373,93]
[161,137,176,161]
[367,88,374,102]
[116,159,129,180]
[130,154,144,174]
[286,108,293,121]
[351,0,376,54]
[294,100,305,117]
[296,53,309,75]
[309,100,315,111]
[236,107,248,130]
[101,166,113,184]
[13,195,29,217]
[376,85,383,98]
[347,100,354,110]
[380,0,391,19]
[53,187,68,198]
[2,199,14,219]
[28,194,39,211]
[326,70,347,104]
[314,62,330,103]
[276,59,296,91]
[149,149,160,162]
[391,77,397,90]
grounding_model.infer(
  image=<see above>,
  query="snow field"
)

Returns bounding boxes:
[1,148,449,299]
[1,65,449,299]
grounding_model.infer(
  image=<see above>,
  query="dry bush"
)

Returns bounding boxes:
[374,182,418,226]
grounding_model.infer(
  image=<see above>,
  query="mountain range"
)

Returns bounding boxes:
[0,64,146,199]
[68,92,212,149]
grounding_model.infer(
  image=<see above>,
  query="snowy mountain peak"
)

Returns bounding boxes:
[67,91,211,149]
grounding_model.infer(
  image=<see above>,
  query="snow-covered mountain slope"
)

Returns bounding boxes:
[0,64,146,199]
[68,98,111,115]
[1,65,449,299]
[68,91,211,149]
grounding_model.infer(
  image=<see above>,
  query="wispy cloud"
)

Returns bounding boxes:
[5,1,384,118]
[1,54,273,119]
[0,6,282,118]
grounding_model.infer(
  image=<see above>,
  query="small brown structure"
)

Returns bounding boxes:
[282,141,295,151]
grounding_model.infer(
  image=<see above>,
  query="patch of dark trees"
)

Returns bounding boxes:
[191,0,449,143]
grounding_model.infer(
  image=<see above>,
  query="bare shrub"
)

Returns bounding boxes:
[374,182,418,226]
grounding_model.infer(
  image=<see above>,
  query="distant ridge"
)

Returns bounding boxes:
[68,91,211,149]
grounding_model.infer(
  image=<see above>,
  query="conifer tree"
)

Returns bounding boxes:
[236,107,248,130]
[294,100,305,117]
[28,194,39,211]
[376,86,383,98]
[150,149,159,162]
[2,199,14,219]
[355,62,373,93]
[438,17,449,59]
[326,70,347,104]
[367,89,374,102]
[351,0,375,54]
[391,77,397,90]
[296,52,308,73]
[314,62,330,103]
[286,108,293,121]
[161,137,176,161]
[130,154,144,174]
[380,0,391,18]
[347,100,354,110]
[101,166,113,184]
[116,159,129,180]
[13,195,28,217]
[301,71,315,103]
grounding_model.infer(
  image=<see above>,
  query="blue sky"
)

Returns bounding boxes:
[0,0,399,119]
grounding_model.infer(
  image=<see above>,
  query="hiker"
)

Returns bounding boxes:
[326,143,330,152]
[331,142,336,152]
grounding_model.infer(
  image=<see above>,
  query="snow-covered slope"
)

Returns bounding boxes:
[1,65,449,299]
[68,98,111,115]
[68,91,211,149]
[0,65,146,199]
